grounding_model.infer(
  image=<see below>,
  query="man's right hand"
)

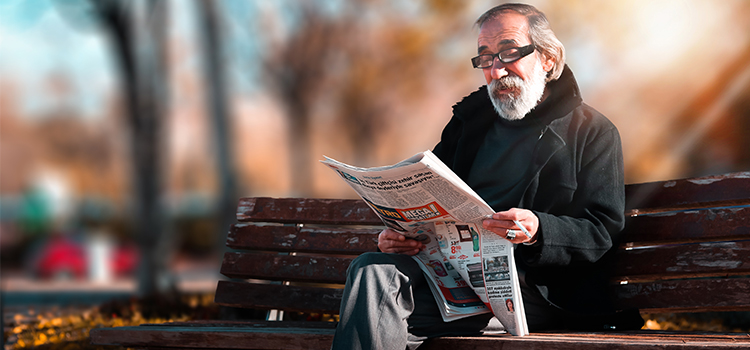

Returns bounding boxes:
[377,229,424,255]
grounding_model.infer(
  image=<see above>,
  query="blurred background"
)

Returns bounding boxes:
[1,0,750,311]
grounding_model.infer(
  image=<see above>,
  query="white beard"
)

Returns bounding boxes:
[487,60,548,121]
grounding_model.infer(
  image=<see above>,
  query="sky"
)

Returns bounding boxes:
[0,0,342,119]
[0,0,116,118]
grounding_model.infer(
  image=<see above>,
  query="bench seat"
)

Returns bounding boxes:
[91,172,750,349]
[91,321,750,349]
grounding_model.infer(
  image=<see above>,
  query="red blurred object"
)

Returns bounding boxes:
[33,235,138,279]
[35,235,87,279]
[112,243,138,277]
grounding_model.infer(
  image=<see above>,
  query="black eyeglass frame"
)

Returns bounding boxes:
[471,44,536,69]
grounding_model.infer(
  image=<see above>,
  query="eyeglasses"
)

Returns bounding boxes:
[471,44,536,69]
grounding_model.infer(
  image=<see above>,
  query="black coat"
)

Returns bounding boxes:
[433,66,641,329]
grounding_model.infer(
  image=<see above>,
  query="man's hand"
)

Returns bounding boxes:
[378,229,424,255]
[482,208,539,244]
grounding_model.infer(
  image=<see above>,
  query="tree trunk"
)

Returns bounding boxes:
[92,0,172,296]
[287,101,314,197]
[196,0,240,259]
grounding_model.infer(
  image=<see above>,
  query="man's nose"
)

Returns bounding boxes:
[489,60,508,80]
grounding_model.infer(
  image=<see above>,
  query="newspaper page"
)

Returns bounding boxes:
[321,150,529,336]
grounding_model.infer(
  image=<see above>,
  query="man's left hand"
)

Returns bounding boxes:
[482,208,539,244]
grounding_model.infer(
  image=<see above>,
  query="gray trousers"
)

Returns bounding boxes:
[331,252,500,350]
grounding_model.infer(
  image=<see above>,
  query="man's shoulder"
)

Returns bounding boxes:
[558,103,622,148]
[576,103,619,132]
[547,102,620,146]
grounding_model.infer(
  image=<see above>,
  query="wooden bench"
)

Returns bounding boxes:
[91,172,750,349]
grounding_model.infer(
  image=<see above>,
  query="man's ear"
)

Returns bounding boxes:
[541,54,555,73]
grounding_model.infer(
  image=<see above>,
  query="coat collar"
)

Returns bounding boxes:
[450,65,582,180]
[452,64,582,125]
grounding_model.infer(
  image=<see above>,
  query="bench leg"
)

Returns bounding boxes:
[266,309,284,321]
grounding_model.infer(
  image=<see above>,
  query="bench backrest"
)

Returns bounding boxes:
[215,172,750,316]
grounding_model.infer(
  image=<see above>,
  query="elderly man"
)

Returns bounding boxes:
[331,3,643,349]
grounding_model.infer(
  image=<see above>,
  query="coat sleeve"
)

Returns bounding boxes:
[522,126,626,267]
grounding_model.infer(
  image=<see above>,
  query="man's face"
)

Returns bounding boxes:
[478,12,554,120]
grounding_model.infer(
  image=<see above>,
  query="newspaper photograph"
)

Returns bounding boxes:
[321,150,529,336]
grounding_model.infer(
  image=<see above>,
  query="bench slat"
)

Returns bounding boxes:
[214,281,342,313]
[622,206,750,245]
[624,172,750,214]
[138,320,339,328]
[237,197,381,225]
[421,332,750,350]
[238,173,750,224]
[219,241,750,286]
[90,324,750,350]
[228,224,380,254]
[612,276,750,313]
[612,240,750,281]
[220,252,351,284]
[90,323,337,350]
[229,206,750,253]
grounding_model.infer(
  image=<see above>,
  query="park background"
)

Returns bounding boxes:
[2,0,750,346]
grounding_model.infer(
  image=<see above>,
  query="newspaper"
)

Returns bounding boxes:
[321,150,529,336]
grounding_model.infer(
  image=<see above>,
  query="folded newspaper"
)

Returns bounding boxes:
[322,150,529,336]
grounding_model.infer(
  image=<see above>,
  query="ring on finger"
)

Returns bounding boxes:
[506,229,519,240]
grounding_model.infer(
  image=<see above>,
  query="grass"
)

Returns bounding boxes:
[3,292,218,350]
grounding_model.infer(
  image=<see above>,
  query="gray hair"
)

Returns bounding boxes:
[476,3,565,82]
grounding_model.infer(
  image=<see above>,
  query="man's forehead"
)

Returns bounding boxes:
[477,13,530,50]
[478,38,521,51]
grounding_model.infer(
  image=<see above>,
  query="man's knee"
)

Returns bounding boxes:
[351,251,405,266]
[347,252,420,280]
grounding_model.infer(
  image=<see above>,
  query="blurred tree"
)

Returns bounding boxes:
[250,0,469,195]
[196,0,239,257]
[257,2,347,196]
[332,0,469,165]
[80,0,173,296]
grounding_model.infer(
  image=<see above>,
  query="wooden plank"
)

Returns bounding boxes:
[624,172,750,215]
[612,240,750,281]
[215,275,750,318]
[235,173,750,224]
[89,324,336,350]
[227,223,380,254]
[220,252,352,284]
[236,197,381,225]
[422,332,750,350]
[522,331,750,342]
[622,207,750,245]
[90,324,750,350]
[138,321,338,329]
[612,277,750,313]
[214,281,343,313]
